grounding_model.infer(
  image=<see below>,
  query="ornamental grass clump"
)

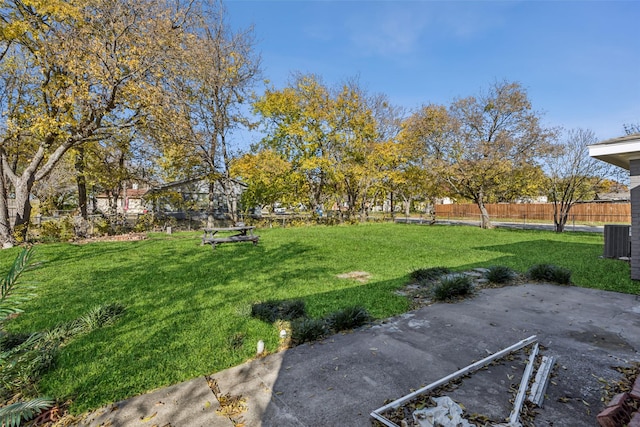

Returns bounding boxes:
[527,264,572,285]
[485,265,517,284]
[432,274,473,301]
[326,306,371,332]
[290,318,328,345]
[0,302,125,401]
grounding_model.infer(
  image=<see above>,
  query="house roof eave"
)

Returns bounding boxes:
[588,133,640,170]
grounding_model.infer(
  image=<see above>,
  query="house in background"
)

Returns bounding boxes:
[94,182,149,215]
[594,191,630,202]
[92,177,248,219]
[145,177,248,220]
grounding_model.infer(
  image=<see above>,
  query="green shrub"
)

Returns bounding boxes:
[326,306,371,332]
[251,299,306,323]
[432,274,473,301]
[91,217,110,236]
[37,221,59,241]
[290,318,328,344]
[109,214,129,235]
[410,266,451,282]
[485,265,516,284]
[527,264,572,285]
[37,217,74,242]
[12,224,27,244]
[163,216,178,229]
[319,216,340,226]
[250,302,275,322]
[133,213,156,232]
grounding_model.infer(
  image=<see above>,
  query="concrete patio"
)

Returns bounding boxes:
[81,283,640,427]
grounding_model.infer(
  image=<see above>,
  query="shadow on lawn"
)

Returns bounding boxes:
[71,234,639,425]
[37,234,621,415]
[473,238,602,259]
[465,238,605,271]
[40,238,158,265]
[84,235,329,312]
[35,237,345,412]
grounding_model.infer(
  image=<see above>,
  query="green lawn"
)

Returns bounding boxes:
[1,223,637,413]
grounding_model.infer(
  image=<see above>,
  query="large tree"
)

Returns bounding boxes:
[545,128,616,232]
[442,81,555,228]
[153,2,261,224]
[230,149,296,213]
[253,73,334,210]
[254,74,400,219]
[397,104,451,220]
[330,84,402,220]
[0,0,196,246]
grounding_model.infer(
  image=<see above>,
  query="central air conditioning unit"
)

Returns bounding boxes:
[603,224,631,258]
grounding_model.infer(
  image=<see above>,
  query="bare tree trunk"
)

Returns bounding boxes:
[359,197,370,222]
[553,202,569,233]
[107,190,119,215]
[219,130,239,223]
[91,185,98,213]
[75,147,88,219]
[207,180,216,228]
[403,196,411,217]
[13,176,35,241]
[0,144,59,246]
[427,196,437,225]
[357,185,374,223]
[0,165,14,247]
[345,186,358,221]
[390,192,395,219]
[74,147,91,238]
[476,193,493,229]
[312,170,326,213]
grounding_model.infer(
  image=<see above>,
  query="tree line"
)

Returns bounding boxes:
[237,75,622,232]
[0,0,627,248]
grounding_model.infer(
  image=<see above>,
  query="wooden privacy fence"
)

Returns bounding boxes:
[434,202,630,224]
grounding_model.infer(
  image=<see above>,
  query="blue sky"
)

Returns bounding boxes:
[226,0,639,145]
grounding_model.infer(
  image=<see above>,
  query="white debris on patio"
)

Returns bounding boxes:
[412,396,474,427]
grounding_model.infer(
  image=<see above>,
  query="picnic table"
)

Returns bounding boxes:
[201,225,259,249]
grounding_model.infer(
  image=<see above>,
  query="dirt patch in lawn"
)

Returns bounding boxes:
[336,271,372,283]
